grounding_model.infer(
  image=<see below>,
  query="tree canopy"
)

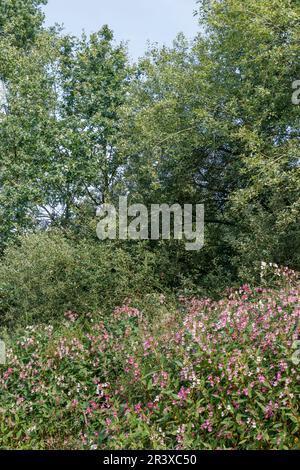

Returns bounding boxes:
[0,0,299,288]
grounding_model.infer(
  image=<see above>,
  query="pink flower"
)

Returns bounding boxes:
[134,403,142,414]
[177,386,191,402]
[64,311,78,322]
[258,374,266,383]
[201,419,213,433]
[265,401,278,419]
[3,368,13,380]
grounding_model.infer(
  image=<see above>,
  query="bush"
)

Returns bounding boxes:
[0,231,162,325]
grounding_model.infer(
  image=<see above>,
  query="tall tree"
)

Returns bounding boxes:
[195,0,300,276]
[0,20,129,247]
[120,0,300,284]
[57,26,128,214]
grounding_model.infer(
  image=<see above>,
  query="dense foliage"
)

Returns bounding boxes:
[0,271,299,449]
[0,0,299,290]
[0,232,165,325]
[0,0,299,451]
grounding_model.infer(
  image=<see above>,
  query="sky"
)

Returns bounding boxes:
[44,0,199,61]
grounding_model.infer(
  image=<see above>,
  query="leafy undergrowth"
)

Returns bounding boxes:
[0,277,299,449]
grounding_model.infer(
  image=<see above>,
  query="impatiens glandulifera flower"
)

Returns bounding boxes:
[0,274,299,449]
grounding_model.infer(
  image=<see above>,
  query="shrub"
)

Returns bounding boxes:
[0,231,162,325]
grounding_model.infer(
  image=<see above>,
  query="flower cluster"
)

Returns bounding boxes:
[0,276,299,450]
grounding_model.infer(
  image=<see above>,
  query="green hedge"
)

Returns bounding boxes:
[0,232,161,325]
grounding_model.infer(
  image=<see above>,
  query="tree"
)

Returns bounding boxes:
[119,0,300,285]
[195,0,300,277]
[0,20,129,247]
[57,26,128,213]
